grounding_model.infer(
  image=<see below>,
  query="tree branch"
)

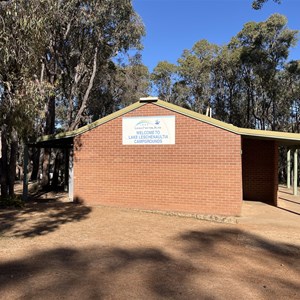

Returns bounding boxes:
[69,46,98,130]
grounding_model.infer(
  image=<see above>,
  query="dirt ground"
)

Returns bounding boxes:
[0,186,299,299]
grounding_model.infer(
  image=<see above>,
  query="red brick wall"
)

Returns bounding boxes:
[73,103,243,215]
[242,138,278,205]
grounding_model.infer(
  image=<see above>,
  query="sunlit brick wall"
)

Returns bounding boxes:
[73,103,243,215]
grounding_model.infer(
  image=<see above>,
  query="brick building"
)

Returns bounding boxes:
[25,97,300,216]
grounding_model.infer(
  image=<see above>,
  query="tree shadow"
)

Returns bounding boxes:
[178,228,300,257]
[0,228,299,299]
[175,228,300,298]
[0,197,92,238]
[0,246,200,299]
[107,247,200,298]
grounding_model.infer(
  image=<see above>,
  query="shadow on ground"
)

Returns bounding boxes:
[0,197,92,238]
[0,229,299,299]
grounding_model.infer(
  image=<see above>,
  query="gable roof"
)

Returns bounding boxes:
[155,100,300,145]
[29,101,144,147]
[30,97,300,147]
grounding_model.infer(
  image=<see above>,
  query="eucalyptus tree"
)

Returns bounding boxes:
[44,0,145,186]
[0,0,145,193]
[229,14,298,130]
[0,0,50,196]
[117,53,150,108]
[211,46,245,126]
[50,1,144,130]
[252,0,281,10]
[170,80,191,108]
[177,40,219,114]
[283,60,300,132]
[151,61,177,102]
[87,54,150,121]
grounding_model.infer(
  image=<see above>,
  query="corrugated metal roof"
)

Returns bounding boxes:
[31,98,300,146]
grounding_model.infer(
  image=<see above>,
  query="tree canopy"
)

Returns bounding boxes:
[252,0,281,10]
[150,14,299,131]
[0,0,147,196]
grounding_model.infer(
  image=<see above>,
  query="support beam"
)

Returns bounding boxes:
[22,145,29,201]
[287,149,291,189]
[293,149,298,196]
[64,148,69,192]
[68,148,74,201]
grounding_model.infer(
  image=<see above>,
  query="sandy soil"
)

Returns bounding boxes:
[0,187,299,299]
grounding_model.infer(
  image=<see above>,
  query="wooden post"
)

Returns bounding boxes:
[68,148,74,201]
[293,149,298,196]
[287,149,291,189]
[64,148,69,192]
[22,144,29,201]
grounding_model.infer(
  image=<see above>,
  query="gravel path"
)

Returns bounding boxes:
[0,193,299,300]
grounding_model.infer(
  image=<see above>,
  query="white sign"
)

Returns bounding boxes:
[122,116,175,145]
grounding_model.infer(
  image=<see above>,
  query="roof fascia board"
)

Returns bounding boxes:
[154,100,300,142]
[33,98,300,145]
[154,100,240,134]
[240,128,300,142]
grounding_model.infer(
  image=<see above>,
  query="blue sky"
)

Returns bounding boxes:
[132,0,300,72]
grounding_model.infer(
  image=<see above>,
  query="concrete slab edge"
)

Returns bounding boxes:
[89,204,238,224]
[131,208,238,224]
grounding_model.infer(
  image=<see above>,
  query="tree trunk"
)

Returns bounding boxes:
[0,127,8,197]
[45,95,56,135]
[41,94,56,187]
[69,46,98,130]
[30,147,40,181]
[8,129,18,196]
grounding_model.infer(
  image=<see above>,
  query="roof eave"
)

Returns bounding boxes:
[29,98,300,147]
[31,101,145,145]
[154,100,240,134]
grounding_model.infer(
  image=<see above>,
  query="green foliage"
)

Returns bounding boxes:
[0,0,145,194]
[150,14,300,133]
[229,14,299,130]
[87,54,150,121]
[0,1,50,139]
[151,61,177,102]
[40,0,146,130]
[177,39,219,113]
[233,14,297,68]
[252,0,281,10]
[0,0,146,133]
